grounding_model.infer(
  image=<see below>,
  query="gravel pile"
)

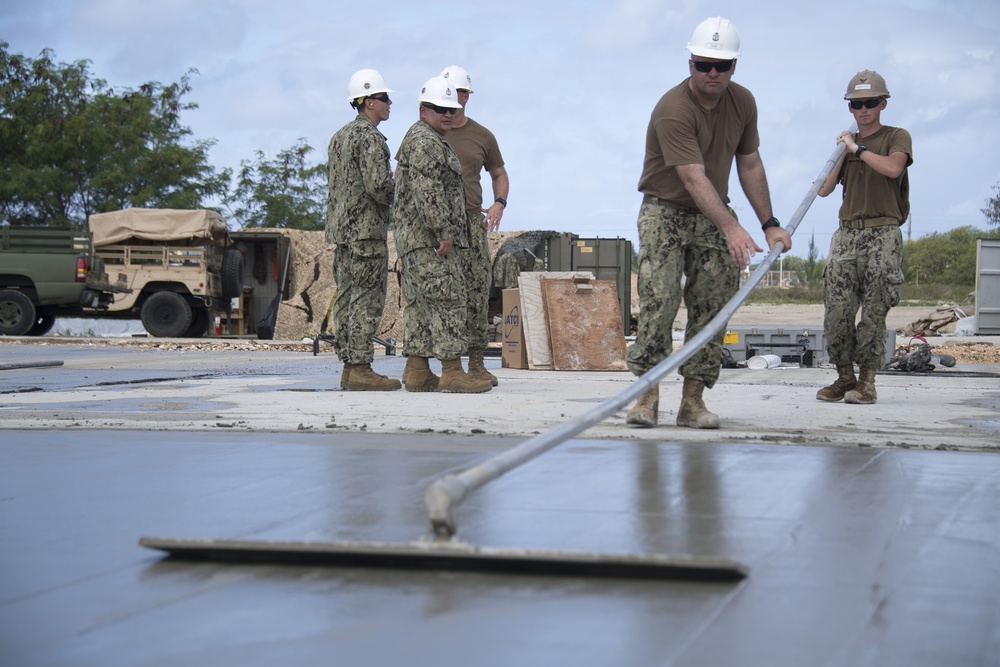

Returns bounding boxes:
[930,342,1000,364]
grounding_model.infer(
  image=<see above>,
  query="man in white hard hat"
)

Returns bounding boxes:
[625,17,792,429]
[326,69,400,391]
[440,65,509,387]
[393,76,493,394]
[816,70,911,405]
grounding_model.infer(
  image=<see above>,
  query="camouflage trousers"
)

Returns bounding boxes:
[400,247,469,360]
[332,240,388,365]
[823,225,904,369]
[626,196,739,387]
[460,211,492,348]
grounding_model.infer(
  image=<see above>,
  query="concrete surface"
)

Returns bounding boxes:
[1,340,997,450]
[3,429,999,666]
[1,335,999,666]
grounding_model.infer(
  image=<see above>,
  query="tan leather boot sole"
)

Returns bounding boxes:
[468,367,499,387]
[626,401,658,427]
[405,372,439,393]
[439,374,492,394]
[676,402,720,429]
[844,386,877,404]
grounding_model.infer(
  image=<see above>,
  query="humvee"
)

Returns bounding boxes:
[89,208,244,337]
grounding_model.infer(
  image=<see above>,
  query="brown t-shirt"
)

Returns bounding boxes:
[637,79,760,210]
[837,125,912,223]
[444,118,505,214]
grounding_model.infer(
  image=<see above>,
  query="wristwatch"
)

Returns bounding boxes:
[855,145,868,158]
[761,217,781,231]
[495,197,507,207]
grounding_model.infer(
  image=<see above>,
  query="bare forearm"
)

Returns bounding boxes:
[818,154,846,197]
[735,151,774,224]
[676,164,740,234]
[491,168,509,201]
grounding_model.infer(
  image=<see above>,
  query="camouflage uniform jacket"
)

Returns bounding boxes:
[325,114,394,245]
[393,120,468,256]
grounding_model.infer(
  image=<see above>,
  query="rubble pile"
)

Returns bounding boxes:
[899,305,968,337]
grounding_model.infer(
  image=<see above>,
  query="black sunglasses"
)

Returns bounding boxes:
[690,59,734,73]
[368,93,390,103]
[422,103,457,115]
[849,98,883,110]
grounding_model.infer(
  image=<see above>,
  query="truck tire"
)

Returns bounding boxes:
[28,311,57,336]
[141,291,193,338]
[221,248,245,300]
[0,289,36,336]
[183,306,211,338]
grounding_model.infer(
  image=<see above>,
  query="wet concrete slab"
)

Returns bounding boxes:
[1,429,998,666]
[2,340,999,664]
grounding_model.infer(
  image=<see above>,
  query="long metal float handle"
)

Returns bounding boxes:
[426,126,855,540]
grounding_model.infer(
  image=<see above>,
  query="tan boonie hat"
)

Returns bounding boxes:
[844,70,891,100]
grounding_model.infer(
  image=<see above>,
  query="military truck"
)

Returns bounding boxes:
[88,208,244,338]
[0,226,122,336]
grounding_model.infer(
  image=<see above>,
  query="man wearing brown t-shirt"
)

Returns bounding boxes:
[815,70,911,406]
[441,65,509,387]
[625,17,792,429]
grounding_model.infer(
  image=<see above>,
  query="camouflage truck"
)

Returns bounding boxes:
[88,208,244,337]
[0,226,121,336]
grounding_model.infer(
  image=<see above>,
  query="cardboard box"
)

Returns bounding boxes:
[501,288,528,369]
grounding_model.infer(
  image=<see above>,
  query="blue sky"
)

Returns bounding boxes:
[3,0,998,259]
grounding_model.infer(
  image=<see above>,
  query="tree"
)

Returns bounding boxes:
[903,225,1000,287]
[0,42,229,229]
[224,138,327,230]
[983,182,1000,228]
[801,232,825,287]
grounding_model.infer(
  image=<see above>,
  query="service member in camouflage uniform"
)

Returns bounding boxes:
[625,17,792,429]
[393,76,492,394]
[441,65,509,387]
[816,70,911,405]
[326,69,400,391]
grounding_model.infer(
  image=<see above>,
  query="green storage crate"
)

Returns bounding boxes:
[546,233,633,334]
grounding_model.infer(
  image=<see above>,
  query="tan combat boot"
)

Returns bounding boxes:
[344,363,401,391]
[844,367,878,404]
[404,357,439,393]
[438,358,493,394]
[625,384,659,427]
[340,364,353,390]
[816,364,857,402]
[676,378,719,429]
[467,347,499,387]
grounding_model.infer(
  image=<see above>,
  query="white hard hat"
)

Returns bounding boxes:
[346,69,393,102]
[419,76,462,108]
[687,17,741,60]
[440,65,473,93]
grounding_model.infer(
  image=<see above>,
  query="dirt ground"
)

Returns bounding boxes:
[9,302,995,363]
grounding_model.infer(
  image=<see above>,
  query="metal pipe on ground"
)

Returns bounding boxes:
[424,126,856,540]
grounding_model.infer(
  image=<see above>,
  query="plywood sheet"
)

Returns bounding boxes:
[518,271,594,370]
[541,278,628,371]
